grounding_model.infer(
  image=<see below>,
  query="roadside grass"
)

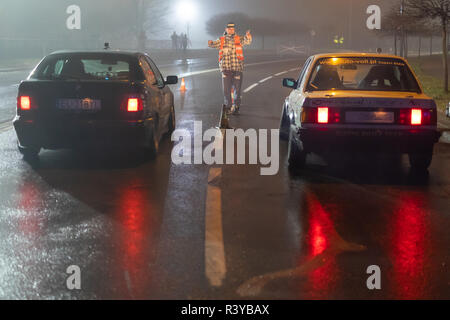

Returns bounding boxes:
[410,60,450,111]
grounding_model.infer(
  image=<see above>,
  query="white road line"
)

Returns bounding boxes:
[289,68,299,72]
[205,166,226,287]
[177,58,303,79]
[243,83,259,93]
[0,122,13,134]
[245,58,300,67]
[178,68,219,79]
[274,71,288,76]
[259,76,273,83]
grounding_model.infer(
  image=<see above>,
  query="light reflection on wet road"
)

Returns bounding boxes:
[0,53,448,299]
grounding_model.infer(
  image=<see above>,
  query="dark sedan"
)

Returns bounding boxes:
[14,50,178,158]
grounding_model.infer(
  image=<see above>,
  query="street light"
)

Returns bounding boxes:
[176,1,197,39]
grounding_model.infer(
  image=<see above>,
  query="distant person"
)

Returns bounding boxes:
[181,33,188,51]
[171,32,179,51]
[208,22,252,116]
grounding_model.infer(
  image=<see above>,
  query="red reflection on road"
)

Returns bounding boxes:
[117,184,154,298]
[17,182,43,236]
[388,192,432,299]
[302,192,339,299]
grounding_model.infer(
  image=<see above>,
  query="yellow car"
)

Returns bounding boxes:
[280,53,441,171]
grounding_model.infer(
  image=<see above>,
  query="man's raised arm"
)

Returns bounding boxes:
[208,39,221,49]
[241,30,252,46]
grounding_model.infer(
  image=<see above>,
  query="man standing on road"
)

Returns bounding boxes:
[171,31,179,51]
[208,22,252,116]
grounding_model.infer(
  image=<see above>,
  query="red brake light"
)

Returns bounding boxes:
[411,109,422,125]
[127,98,142,112]
[317,107,329,124]
[19,96,31,110]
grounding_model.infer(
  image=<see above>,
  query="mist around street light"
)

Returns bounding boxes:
[176,1,197,22]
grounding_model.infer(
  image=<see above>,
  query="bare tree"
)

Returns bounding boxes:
[135,0,173,50]
[406,0,450,92]
[376,3,430,57]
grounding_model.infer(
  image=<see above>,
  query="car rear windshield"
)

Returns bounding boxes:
[31,54,138,81]
[306,57,421,93]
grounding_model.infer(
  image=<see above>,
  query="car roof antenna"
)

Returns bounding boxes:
[104,42,110,50]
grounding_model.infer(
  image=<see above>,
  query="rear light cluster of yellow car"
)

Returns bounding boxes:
[301,107,340,124]
[398,108,435,126]
[301,107,436,126]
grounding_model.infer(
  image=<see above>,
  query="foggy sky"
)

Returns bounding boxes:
[164,0,396,47]
[0,0,399,48]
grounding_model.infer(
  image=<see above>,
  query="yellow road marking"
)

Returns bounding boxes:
[205,167,226,287]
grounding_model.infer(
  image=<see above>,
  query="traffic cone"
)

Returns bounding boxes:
[180,78,187,92]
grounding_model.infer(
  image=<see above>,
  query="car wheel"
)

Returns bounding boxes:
[288,126,306,171]
[279,103,290,141]
[145,124,159,160]
[168,105,176,135]
[409,149,433,171]
[17,142,40,159]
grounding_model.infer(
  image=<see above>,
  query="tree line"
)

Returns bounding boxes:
[377,0,450,93]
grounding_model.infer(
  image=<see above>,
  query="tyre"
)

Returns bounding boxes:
[168,105,176,135]
[18,142,40,159]
[279,103,290,141]
[288,126,307,171]
[144,124,159,160]
[409,149,433,171]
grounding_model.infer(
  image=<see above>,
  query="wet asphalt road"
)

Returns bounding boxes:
[0,53,449,299]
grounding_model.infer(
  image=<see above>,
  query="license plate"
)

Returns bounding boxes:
[345,111,394,124]
[57,99,101,112]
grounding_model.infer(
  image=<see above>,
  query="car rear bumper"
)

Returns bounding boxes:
[13,116,153,150]
[297,128,441,154]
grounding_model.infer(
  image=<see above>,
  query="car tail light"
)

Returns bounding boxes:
[127,98,143,112]
[399,108,435,126]
[411,109,422,125]
[317,107,329,124]
[301,107,340,124]
[19,96,31,110]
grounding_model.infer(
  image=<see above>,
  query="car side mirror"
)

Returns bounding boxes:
[283,78,297,89]
[165,76,178,85]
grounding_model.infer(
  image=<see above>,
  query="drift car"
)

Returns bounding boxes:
[280,53,441,171]
[14,51,178,158]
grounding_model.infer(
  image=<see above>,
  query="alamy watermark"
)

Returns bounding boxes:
[366,265,381,290]
[366,5,381,30]
[171,121,280,176]
[66,5,81,30]
[66,265,81,290]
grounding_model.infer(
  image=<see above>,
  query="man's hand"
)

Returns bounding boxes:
[208,40,213,46]
[246,30,252,37]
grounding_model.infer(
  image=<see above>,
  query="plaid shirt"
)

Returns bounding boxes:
[208,33,252,72]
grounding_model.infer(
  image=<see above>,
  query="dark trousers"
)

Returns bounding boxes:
[222,70,243,110]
